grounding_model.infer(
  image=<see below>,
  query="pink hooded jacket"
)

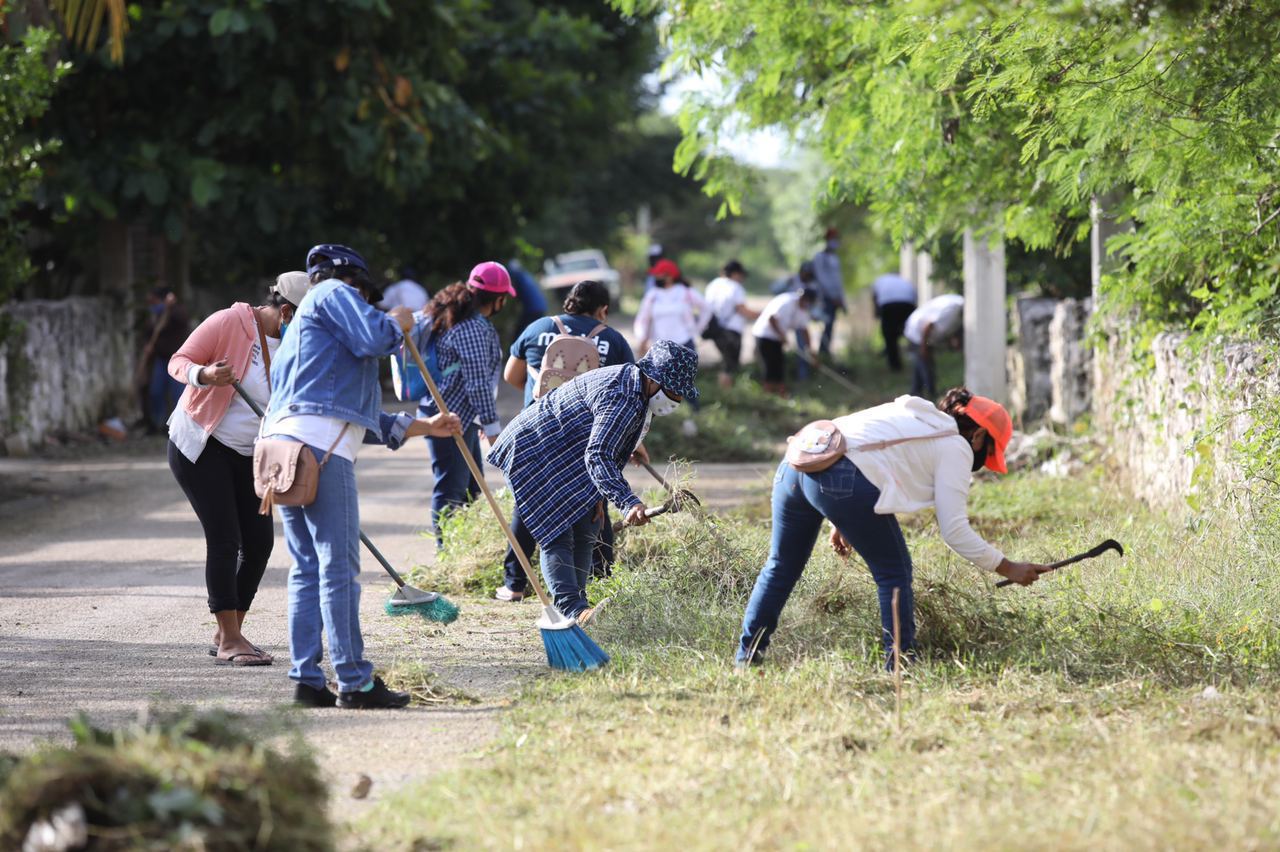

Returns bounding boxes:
[168,303,265,433]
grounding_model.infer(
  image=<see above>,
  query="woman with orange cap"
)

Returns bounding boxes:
[736,388,1049,669]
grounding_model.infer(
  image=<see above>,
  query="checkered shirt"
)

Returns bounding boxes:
[417,315,502,430]
[488,364,646,543]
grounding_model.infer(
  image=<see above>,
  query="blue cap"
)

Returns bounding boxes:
[306,244,369,279]
[637,340,700,403]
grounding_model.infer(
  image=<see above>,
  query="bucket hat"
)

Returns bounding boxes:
[637,340,699,403]
[469,261,516,296]
[961,395,1012,474]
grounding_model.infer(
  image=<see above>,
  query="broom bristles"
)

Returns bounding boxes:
[541,624,609,671]
[383,595,460,625]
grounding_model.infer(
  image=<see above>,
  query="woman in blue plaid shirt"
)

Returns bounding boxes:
[415,262,514,546]
[489,341,700,623]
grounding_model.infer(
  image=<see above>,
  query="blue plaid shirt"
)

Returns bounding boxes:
[415,314,503,433]
[488,364,646,543]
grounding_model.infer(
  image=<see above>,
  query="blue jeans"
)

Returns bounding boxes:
[737,459,914,668]
[280,447,373,693]
[818,297,842,355]
[909,343,935,399]
[794,331,810,381]
[426,423,482,547]
[149,360,183,428]
[539,507,602,618]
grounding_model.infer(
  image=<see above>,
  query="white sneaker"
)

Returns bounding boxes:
[494,586,525,602]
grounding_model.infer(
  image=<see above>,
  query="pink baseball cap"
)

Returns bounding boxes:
[468,261,515,296]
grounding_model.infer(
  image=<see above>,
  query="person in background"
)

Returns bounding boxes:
[736,388,1048,670]
[166,272,309,667]
[507,258,548,335]
[140,287,192,433]
[378,266,429,313]
[752,286,817,397]
[263,244,462,709]
[703,260,760,389]
[643,243,664,294]
[811,227,846,359]
[411,262,511,548]
[871,272,918,372]
[769,261,818,380]
[499,279,635,601]
[489,341,697,624]
[903,292,964,399]
[635,259,708,357]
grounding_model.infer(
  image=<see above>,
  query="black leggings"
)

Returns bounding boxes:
[168,438,274,613]
[755,336,786,384]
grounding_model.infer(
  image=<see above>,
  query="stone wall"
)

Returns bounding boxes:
[1093,327,1279,510]
[0,297,135,453]
[1007,296,1092,427]
[1048,298,1092,426]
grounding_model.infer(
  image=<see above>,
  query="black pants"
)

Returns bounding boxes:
[879,302,915,372]
[503,500,615,593]
[712,329,743,374]
[168,438,274,613]
[755,336,786,384]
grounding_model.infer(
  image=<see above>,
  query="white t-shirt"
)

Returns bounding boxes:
[635,284,708,345]
[904,293,964,345]
[704,276,748,334]
[872,273,917,306]
[379,279,429,312]
[752,292,810,341]
[262,414,364,463]
[835,395,1004,571]
[167,334,279,462]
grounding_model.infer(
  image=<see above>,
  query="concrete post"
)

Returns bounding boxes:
[1090,194,1125,306]
[899,241,916,283]
[915,250,934,302]
[963,227,1007,402]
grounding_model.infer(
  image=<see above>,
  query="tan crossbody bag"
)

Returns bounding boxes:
[786,419,955,473]
[247,311,350,515]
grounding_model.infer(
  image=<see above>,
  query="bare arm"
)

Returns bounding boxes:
[503,355,528,390]
[736,304,761,321]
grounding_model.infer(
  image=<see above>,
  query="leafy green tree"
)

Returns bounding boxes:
[615,0,1280,335]
[33,0,655,295]
[0,27,65,305]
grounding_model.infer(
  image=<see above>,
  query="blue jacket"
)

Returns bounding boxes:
[265,278,411,448]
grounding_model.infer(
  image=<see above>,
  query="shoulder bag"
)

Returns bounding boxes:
[786,420,955,474]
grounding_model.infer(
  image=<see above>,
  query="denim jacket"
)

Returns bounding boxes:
[264,278,412,448]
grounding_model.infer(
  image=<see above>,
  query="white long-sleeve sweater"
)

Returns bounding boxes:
[833,395,1005,571]
[635,284,708,346]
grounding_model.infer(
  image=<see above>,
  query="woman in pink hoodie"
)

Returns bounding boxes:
[166,272,310,666]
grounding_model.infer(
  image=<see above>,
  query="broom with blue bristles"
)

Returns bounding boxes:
[232,380,459,625]
[401,329,608,672]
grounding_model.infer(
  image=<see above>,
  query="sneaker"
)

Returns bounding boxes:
[494,585,525,602]
[294,682,337,708]
[337,676,410,710]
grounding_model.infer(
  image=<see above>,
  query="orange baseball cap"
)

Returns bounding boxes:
[961,396,1012,474]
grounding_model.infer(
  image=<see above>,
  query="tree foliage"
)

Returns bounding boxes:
[34,0,654,293]
[617,0,1280,335]
[0,27,65,305]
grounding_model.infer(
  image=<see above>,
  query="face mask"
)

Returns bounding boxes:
[971,442,989,472]
[649,389,681,418]
[279,321,290,339]
[826,239,839,251]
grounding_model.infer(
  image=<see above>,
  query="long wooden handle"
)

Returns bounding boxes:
[641,460,672,493]
[401,329,554,609]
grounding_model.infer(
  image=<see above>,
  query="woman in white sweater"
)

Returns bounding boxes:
[736,388,1049,669]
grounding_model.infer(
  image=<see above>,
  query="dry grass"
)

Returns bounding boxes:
[357,465,1280,849]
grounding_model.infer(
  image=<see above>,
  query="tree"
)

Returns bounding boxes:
[614,0,1280,335]
[30,0,656,296]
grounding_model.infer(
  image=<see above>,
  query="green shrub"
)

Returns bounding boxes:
[0,708,329,851]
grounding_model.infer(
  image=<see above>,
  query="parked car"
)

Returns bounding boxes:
[541,249,621,307]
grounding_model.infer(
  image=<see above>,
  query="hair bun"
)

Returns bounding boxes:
[939,386,973,412]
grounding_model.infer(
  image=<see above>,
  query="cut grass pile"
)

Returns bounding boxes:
[0,708,329,851]
[361,464,1280,849]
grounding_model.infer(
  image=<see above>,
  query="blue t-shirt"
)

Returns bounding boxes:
[510,314,635,407]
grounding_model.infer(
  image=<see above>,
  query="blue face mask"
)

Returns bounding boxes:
[279,321,289,339]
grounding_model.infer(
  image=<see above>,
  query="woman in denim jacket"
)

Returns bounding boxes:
[262,244,461,710]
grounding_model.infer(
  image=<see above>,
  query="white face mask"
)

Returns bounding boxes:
[648,389,681,417]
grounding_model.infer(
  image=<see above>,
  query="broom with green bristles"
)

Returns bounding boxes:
[232,380,459,625]
[401,330,608,672]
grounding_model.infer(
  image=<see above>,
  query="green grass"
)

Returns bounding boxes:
[359,466,1280,850]
[646,346,964,461]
